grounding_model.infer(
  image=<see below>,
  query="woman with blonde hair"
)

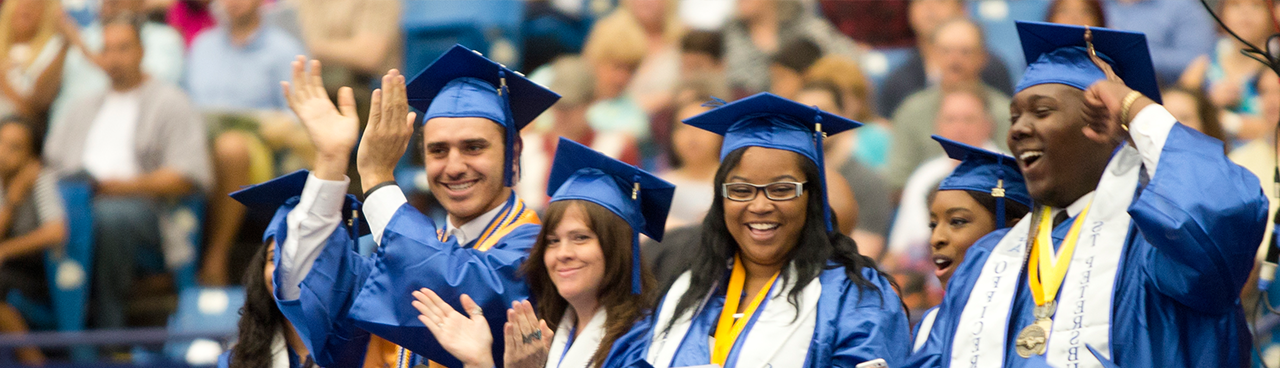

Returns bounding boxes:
[0,0,69,123]
[582,11,651,140]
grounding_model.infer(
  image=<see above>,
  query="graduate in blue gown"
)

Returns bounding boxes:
[906,21,1269,368]
[912,137,1032,352]
[410,138,676,368]
[270,45,560,368]
[217,170,365,368]
[620,93,911,368]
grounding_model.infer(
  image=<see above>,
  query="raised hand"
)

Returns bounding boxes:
[412,288,495,368]
[356,69,416,192]
[280,56,359,181]
[1082,79,1153,146]
[503,300,553,368]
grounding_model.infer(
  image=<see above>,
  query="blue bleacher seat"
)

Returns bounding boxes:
[968,0,1052,84]
[162,287,245,367]
[401,0,526,77]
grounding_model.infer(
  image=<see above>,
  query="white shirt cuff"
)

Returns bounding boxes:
[365,185,408,244]
[1128,104,1177,176]
[278,174,350,300]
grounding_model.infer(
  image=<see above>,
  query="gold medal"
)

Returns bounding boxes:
[1015,322,1048,358]
[1020,206,1091,358]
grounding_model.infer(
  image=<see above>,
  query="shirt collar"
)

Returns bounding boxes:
[1061,191,1095,219]
[445,200,508,246]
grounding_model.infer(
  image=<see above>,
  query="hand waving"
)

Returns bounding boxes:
[356,69,416,191]
[281,56,359,180]
[503,300,554,368]
[412,288,496,368]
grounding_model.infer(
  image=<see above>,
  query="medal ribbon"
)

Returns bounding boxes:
[1028,204,1092,306]
[711,256,780,366]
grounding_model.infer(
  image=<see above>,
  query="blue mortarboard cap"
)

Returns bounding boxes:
[230,170,367,244]
[683,93,861,232]
[406,45,561,186]
[1015,21,1161,104]
[547,138,675,293]
[933,136,1031,228]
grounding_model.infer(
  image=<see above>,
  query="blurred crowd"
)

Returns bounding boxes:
[0,0,1276,364]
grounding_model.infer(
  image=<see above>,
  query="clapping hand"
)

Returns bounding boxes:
[412,288,496,368]
[281,56,359,181]
[503,300,553,368]
[355,69,415,191]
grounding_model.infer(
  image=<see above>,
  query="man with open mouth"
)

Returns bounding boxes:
[266,45,561,368]
[905,21,1268,368]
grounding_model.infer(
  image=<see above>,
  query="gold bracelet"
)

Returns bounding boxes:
[1118,90,1143,130]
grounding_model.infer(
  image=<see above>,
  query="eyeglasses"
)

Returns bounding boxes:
[722,181,807,202]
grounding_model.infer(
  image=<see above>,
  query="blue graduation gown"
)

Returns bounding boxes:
[276,194,540,367]
[619,264,912,368]
[906,125,1267,367]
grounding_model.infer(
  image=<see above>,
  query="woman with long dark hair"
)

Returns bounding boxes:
[411,138,674,368]
[217,169,365,368]
[637,93,911,368]
[220,241,313,368]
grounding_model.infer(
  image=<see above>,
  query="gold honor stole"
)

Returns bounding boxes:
[370,196,540,368]
[711,256,781,366]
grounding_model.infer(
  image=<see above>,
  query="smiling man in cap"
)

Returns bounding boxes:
[906,21,1267,367]
[268,45,559,368]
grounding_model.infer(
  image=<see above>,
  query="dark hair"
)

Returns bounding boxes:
[230,242,288,368]
[926,185,1031,228]
[522,200,654,368]
[798,80,846,113]
[680,30,724,61]
[666,146,899,330]
[1045,0,1106,27]
[771,38,823,73]
[0,115,40,155]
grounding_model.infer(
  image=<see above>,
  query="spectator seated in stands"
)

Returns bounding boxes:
[658,88,722,229]
[794,81,893,260]
[804,54,892,171]
[886,84,999,276]
[721,0,862,97]
[619,0,684,116]
[1178,0,1271,145]
[294,0,400,122]
[518,55,641,212]
[184,0,307,287]
[51,0,185,128]
[0,115,65,365]
[877,0,1013,118]
[0,0,69,124]
[883,18,1012,192]
[42,16,211,331]
[768,38,822,99]
[582,11,651,141]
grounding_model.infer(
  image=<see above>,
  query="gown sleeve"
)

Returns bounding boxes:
[1126,105,1270,313]
[348,202,537,367]
[274,211,373,367]
[825,267,913,368]
[271,174,373,367]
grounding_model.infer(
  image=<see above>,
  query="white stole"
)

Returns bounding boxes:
[951,145,1141,368]
[913,308,939,352]
[270,332,291,368]
[648,267,820,368]
[544,307,609,368]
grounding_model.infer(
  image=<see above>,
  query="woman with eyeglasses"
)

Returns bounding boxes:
[631,93,911,368]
